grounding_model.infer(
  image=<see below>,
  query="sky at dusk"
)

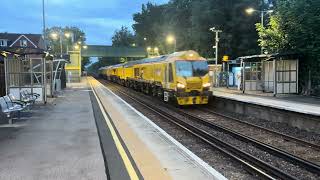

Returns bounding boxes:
[1,0,168,45]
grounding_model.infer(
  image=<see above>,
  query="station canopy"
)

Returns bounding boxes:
[0,47,46,57]
[81,45,147,58]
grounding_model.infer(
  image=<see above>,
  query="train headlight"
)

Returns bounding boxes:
[203,83,211,88]
[177,83,186,89]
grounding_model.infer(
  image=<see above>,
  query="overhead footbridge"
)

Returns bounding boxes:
[81,45,147,58]
[66,45,147,82]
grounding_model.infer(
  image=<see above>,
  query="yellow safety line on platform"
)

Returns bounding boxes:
[89,78,139,180]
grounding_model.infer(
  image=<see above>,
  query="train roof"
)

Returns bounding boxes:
[98,67,108,70]
[124,55,168,67]
[100,63,126,70]
[99,50,206,70]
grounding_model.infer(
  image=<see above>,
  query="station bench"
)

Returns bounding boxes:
[0,90,40,124]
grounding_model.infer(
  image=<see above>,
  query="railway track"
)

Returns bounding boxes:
[193,107,320,158]
[177,108,320,173]
[102,80,320,180]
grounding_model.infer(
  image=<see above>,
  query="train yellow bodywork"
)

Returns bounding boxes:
[100,50,212,105]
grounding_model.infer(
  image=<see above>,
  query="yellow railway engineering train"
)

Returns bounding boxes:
[99,50,212,105]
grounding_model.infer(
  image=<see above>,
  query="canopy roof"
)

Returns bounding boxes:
[236,53,299,62]
[0,47,46,57]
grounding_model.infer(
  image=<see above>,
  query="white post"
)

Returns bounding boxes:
[215,31,219,66]
[4,57,8,95]
[260,11,264,54]
[59,30,63,58]
[209,27,222,87]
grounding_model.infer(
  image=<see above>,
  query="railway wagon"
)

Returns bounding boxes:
[107,64,125,82]
[98,67,107,79]
[101,50,212,105]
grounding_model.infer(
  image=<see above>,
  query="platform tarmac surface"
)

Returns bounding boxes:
[0,82,107,180]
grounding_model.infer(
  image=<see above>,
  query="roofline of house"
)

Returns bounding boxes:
[9,35,38,48]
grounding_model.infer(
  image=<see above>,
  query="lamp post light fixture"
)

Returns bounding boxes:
[50,32,58,40]
[64,32,71,38]
[50,30,74,57]
[245,7,273,54]
[245,8,255,15]
[147,47,152,51]
[64,32,73,53]
[74,45,80,50]
[166,35,176,53]
[50,31,63,58]
[245,7,273,27]
[82,45,88,49]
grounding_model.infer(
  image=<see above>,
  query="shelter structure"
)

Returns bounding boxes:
[0,47,51,103]
[0,56,5,96]
[237,53,299,96]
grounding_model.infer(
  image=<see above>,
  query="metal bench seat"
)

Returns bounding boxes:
[0,96,25,124]
[20,90,40,104]
[8,94,30,107]
[21,90,40,100]
[4,95,28,109]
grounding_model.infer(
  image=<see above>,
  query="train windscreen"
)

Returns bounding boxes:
[176,61,208,77]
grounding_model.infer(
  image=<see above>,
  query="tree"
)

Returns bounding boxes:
[111,26,135,47]
[82,57,91,71]
[46,26,86,57]
[256,0,320,95]
[256,15,289,53]
[46,26,88,71]
[132,0,261,59]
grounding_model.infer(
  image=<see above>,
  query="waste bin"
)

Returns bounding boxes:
[55,79,61,91]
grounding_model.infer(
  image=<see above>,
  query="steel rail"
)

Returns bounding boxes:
[105,82,298,180]
[200,107,320,150]
[177,108,320,175]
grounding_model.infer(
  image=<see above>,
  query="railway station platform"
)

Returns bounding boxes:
[211,88,320,132]
[212,88,320,116]
[89,77,226,180]
[0,77,226,180]
[0,79,106,180]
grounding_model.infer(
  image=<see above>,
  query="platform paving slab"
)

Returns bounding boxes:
[0,81,107,180]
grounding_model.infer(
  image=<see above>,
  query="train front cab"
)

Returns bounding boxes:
[162,57,211,105]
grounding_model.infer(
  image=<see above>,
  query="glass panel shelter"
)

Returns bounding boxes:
[1,48,51,103]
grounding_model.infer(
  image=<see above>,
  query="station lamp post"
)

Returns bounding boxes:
[166,35,176,53]
[246,7,273,54]
[209,27,222,88]
[64,32,73,53]
[209,27,222,66]
[50,30,73,58]
[146,46,159,57]
[154,47,159,56]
